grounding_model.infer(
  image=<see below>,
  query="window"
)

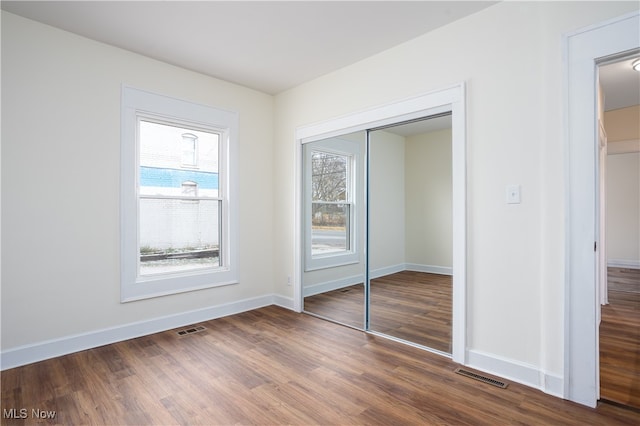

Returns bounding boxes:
[303,138,359,271]
[138,120,219,276]
[181,133,198,167]
[121,87,238,302]
[310,151,351,255]
[181,181,198,197]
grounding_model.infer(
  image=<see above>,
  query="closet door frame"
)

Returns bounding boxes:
[294,83,467,364]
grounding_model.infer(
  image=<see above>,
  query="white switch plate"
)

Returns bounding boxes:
[506,185,521,204]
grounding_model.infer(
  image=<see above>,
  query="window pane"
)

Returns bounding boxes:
[311,151,347,202]
[139,121,219,198]
[139,198,221,276]
[311,203,349,255]
[181,133,197,166]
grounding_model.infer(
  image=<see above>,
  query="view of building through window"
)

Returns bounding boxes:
[138,120,221,275]
[310,151,350,255]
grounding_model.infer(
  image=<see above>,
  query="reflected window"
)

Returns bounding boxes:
[310,150,352,256]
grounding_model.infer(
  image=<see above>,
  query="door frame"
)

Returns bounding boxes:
[563,10,639,407]
[294,83,467,364]
[597,117,608,308]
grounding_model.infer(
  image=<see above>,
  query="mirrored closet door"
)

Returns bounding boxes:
[302,131,366,329]
[300,114,455,356]
[368,116,453,354]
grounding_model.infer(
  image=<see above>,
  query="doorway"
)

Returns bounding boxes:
[295,85,467,364]
[597,56,640,409]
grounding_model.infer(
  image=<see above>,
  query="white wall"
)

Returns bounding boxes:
[1,12,275,353]
[3,1,639,394]
[607,152,640,265]
[405,128,452,269]
[604,105,640,142]
[604,105,640,267]
[369,127,453,274]
[274,1,639,387]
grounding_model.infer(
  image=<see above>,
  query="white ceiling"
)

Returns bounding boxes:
[3,1,637,107]
[599,56,640,111]
[1,1,497,95]
[379,114,452,137]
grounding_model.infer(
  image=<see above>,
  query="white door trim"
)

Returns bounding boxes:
[294,83,467,364]
[563,10,639,407]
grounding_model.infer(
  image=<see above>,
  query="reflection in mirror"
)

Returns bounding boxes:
[302,131,366,329]
[368,115,453,354]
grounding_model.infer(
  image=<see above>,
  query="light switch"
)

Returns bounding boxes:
[506,185,521,204]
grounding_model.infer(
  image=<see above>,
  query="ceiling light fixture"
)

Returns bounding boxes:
[633,59,640,71]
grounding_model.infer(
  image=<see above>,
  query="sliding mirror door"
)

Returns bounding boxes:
[302,131,366,329]
[297,85,465,361]
[368,115,453,354]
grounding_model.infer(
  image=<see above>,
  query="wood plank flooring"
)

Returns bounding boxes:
[304,283,365,328]
[370,271,451,353]
[2,305,639,425]
[600,267,640,409]
[304,271,451,352]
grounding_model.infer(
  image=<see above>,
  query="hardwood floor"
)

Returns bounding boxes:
[600,267,640,409]
[304,271,452,353]
[304,283,365,328]
[370,271,451,353]
[3,306,639,425]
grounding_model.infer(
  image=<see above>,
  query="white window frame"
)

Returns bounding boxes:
[303,138,360,271]
[121,86,239,302]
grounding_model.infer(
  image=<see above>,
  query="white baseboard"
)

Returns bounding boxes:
[369,264,406,279]
[466,349,563,398]
[272,294,295,310]
[1,292,567,402]
[608,259,640,269]
[1,294,289,371]
[302,274,364,297]
[405,263,453,276]
[303,264,452,297]
[370,263,453,278]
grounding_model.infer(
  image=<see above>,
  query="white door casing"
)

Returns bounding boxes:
[564,10,639,408]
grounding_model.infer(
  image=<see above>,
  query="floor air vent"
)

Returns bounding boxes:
[176,325,206,336]
[454,367,508,388]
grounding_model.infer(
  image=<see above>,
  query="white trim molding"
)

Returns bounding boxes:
[607,259,640,269]
[1,295,294,371]
[405,263,453,276]
[564,10,640,408]
[303,264,452,298]
[370,263,453,279]
[467,350,564,398]
[303,274,364,297]
[369,264,406,279]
